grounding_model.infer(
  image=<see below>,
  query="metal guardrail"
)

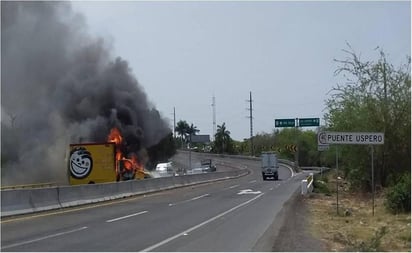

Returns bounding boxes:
[301,173,314,195]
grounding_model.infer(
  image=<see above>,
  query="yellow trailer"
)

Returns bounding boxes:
[68,142,117,185]
[68,142,151,185]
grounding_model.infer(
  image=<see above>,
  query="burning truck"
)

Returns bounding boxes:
[68,127,151,185]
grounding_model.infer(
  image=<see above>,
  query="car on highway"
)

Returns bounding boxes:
[155,162,175,177]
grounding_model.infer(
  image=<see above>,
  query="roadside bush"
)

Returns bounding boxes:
[346,226,387,252]
[385,173,411,214]
[313,179,331,195]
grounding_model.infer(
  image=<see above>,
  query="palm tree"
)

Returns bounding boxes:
[214,123,232,153]
[187,123,200,144]
[175,120,189,148]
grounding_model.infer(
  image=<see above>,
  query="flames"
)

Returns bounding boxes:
[108,127,123,145]
[107,127,144,180]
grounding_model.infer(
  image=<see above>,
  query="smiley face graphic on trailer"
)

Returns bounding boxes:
[69,147,93,179]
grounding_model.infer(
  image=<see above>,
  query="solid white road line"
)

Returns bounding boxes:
[1,226,88,250]
[140,193,265,252]
[106,211,148,223]
[283,164,295,177]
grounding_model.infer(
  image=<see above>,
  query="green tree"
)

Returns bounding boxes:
[175,120,189,147]
[213,123,233,154]
[187,123,200,144]
[325,45,411,189]
[273,128,298,161]
[251,132,276,155]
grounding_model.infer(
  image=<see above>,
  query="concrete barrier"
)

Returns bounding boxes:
[1,188,60,216]
[1,169,248,217]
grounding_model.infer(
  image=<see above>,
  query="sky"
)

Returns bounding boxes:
[71,0,411,141]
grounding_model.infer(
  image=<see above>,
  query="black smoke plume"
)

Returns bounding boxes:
[1,2,171,185]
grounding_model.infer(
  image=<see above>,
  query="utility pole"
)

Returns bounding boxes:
[295,118,299,167]
[173,107,176,138]
[212,95,216,141]
[247,91,254,156]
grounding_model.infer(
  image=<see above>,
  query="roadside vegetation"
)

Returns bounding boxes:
[175,45,410,251]
[308,170,411,252]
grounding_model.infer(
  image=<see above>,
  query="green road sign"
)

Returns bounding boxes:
[275,118,295,127]
[298,118,320,127]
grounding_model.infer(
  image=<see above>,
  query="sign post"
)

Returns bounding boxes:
[336,146,339,215]
[318,131,384,216]
[371,146,375,216]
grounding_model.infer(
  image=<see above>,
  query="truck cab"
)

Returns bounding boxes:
[261,152,279,180]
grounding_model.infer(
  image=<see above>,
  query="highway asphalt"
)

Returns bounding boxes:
[1,153,309,251]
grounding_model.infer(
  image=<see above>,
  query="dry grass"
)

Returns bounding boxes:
[306,174,411,252]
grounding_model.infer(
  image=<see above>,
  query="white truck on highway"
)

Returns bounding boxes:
[261,152,279,180]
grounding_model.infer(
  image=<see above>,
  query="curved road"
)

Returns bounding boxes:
[1,153,309,251]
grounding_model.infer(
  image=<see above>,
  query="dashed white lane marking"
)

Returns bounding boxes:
[140,193,264,252]
[1,226,88,250]
[228,184,240,189]
[168,194,210,207]
[238,189,262,195]
[190,194,210,201]
[106,211,148,223]
[248,180,257,183]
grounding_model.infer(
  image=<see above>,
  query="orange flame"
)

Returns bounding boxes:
[107,127,123,145]
[107,127,144,179]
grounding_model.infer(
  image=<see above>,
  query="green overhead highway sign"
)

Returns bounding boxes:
[275,118,295,127]
[298,118,320,127]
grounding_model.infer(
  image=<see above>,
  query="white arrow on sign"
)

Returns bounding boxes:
[238,189,262,195]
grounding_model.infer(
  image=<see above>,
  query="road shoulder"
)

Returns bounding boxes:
[253,189,328,252]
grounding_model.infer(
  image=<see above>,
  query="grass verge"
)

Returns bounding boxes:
[306,172,411,252]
